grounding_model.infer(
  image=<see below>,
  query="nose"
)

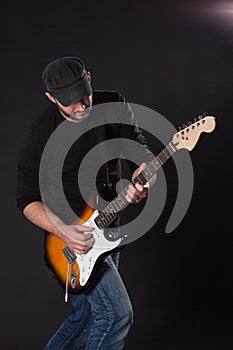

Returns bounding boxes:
[74,101,86,112]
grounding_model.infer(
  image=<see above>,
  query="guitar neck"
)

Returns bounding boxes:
[94,141,177,229]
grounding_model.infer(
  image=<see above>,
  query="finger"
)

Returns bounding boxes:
[126,192,142,203]
[128,184,138,195]
[135,162,147,177]
[139,162,147,172]
[125,194,135,204]
[77,238,94,248]
[84,236,95,246]
[127,186,141,199]
[129,185,146,199]
[134,198,141,203]
[126,188,137,201]
[78,225,94,232]
[78,232,94,241]
[73,237,95,251]
[135,183,144,192]
[75,247,90,254]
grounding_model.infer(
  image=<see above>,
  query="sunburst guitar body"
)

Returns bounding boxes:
[44,205,121,297]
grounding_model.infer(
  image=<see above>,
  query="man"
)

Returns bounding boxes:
[16,56,155,349]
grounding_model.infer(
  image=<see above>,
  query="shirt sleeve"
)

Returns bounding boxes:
[16,128,43,212]
[117,93,154,174]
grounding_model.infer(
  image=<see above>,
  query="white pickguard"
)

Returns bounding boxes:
[75,210,122,286]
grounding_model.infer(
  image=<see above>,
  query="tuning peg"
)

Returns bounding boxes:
[187,120,192,126]
[193,115,203,122]
[182,123,187,129]
[178,125,182,131]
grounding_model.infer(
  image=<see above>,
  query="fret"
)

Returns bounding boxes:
[108,202,117,215]
[163,147,170,159]
[103,207,110,215]
[151,162,158,172]
[152,157,161,169]
[104,204,112,215]
[118,192,128,207]
[157,152,167,164]
[131,178,137,186]
[112,198,121,211]
[115,196,125,209]
[138,172,147,185]
[133,172,147,186]
[116,193,127,209]
[133,176,143,186]
[120,188,128,200]
[156,155,162,164]
[116,196,125,207]
[168,141,176,153]
[103,204,110,214]
[147,162,156,176]
[110,199,119,212]
[143,167,153,178]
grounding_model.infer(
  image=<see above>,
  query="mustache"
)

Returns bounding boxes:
[58,105,91,122]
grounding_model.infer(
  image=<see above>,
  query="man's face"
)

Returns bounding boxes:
[55,95,93,122]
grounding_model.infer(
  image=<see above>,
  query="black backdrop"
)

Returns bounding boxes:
[1,0,232,349]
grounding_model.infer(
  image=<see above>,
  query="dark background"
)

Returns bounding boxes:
[1,0,232,349]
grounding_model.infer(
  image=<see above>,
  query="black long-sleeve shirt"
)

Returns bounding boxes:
[16,90,154,223]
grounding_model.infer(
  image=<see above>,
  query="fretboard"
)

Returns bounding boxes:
[94,141,177,229]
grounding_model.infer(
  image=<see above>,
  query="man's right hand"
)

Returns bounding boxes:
[23,201,95,255]
[58,224,95,254]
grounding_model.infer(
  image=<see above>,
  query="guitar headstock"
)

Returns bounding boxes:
[172,113,216,151]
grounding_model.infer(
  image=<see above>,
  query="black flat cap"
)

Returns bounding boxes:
[42,56,92,106]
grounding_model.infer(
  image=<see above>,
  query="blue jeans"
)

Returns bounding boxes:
[44,252,133,349]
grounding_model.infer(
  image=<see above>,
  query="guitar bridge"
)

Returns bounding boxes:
[62,246,77,265]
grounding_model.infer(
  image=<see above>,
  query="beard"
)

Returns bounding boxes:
[54,96,93,123]
[58,105,92,122]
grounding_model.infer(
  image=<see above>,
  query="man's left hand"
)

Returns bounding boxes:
[125,162,149,204]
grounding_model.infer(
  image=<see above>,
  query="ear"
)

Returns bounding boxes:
[86,71,91,83]
[45,92,56,103]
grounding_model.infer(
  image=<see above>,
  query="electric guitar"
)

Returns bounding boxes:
[44,113,216,298]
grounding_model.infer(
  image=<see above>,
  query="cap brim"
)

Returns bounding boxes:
[50,74,92,107]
